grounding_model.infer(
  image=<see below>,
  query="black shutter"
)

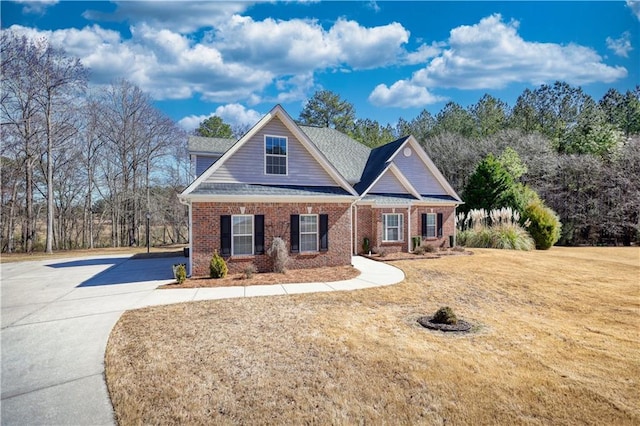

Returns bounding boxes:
[421,214,428,238]
[254,215,265,254]
[319,214,329,252]
[220,215,231,256]
[290,214,299,253]
[437,213,443,238]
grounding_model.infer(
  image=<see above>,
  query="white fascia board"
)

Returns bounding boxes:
[271,107,359,197]
[357,200,459,208]
[183,194,356,203]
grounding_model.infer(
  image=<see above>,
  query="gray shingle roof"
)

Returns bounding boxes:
[299,126,371,184]
[191,183,353,197]
[188,136,236,154]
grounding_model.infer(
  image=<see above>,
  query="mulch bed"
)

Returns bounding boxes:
[417,316,473,332]
[364,249,472,262]
[159,265,360,289]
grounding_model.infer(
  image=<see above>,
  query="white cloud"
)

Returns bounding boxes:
[5,24,273,102]
[606,32,633,58]
[83,1,252,33]
[369,14,628,107]
[211,16,409,72]
[405,42,443,65]
[369,80,444,108]
[177,104,262,131]
[12,0,58,14]
[627,0,640,20]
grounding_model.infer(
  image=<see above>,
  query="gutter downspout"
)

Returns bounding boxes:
[349,196,363,257]
[178,196,193,277]
[407,205,411,253]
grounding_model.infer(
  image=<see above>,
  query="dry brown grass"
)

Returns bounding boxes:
[159,265,360,289]
[105,247,640,425]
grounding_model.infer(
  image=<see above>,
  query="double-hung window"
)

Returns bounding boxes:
[232,215,253,255]
[425,213,436,238]
[383,213,403,242]
[299,214,318,252]
[265,136,287,175]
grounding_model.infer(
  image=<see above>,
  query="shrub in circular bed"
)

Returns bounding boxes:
[432,306,458,325]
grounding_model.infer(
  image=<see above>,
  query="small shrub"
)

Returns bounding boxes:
[209,251,228,278]
[522,199,562,250]
[377,248,387,257]
[243,264,257,279]
[424,244,436,253]
[267,237,289,273]
[432,306,458,325]
[413,245,426,255]
[174,264,187,284]
[452,245,465,252]
[362,237,370,254]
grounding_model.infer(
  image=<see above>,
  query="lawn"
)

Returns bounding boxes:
[105,247,640,425]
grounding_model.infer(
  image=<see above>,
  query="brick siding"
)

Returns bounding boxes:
[354,204,457,254]
[191,202,352,276]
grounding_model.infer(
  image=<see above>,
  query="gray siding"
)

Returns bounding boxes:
[369,170,408,194]
[393,150,447,195]
[206,118,336,186]
[196,155,220,176]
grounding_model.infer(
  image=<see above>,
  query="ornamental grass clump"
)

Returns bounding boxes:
[457,208,534,250]
[210,251,228,278]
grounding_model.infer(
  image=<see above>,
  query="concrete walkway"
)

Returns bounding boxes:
[1,254,404,425]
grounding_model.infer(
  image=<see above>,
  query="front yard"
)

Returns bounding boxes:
[105,247,639,425]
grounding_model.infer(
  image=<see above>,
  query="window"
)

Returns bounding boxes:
[300,214,318,252]
[291,214,328,253]
[383,213,403,242]
[265,136,287,175]
[426,213,436,238]
[232,215,253,255]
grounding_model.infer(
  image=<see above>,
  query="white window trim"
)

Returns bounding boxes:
[299,214,319,253]
[426,213,437,238]
[383,213,404,242]
[264,135,288,176]
[231,214,254,256]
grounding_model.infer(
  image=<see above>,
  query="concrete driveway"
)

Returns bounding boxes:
[1,254,404,425]
[1,254,180,425]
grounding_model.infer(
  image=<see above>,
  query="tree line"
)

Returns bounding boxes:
[295,87,639,246]
[2,28,638,253]
[1,31,188,253]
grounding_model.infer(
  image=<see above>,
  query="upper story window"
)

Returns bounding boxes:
[265,135,287,175]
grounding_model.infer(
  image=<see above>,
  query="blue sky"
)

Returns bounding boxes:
[3,1,639,131]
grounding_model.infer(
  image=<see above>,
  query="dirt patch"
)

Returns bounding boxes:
[159,265,360,289]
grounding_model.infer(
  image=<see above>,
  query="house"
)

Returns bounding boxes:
[179,105,462,276]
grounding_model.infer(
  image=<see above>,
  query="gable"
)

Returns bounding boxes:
[391,144,449,196]
[195,155,220,176]
[369,168,410,194]
[204,117,336,187]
